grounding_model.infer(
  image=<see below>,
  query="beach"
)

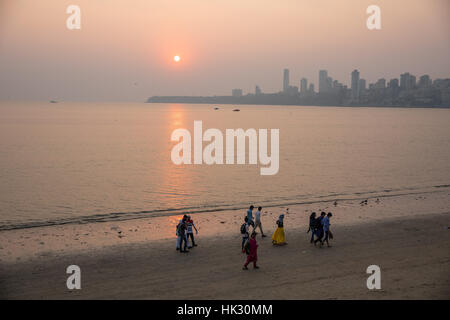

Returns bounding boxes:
[1,190,449,299]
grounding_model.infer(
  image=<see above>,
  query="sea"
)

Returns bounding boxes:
[1,101,449,230]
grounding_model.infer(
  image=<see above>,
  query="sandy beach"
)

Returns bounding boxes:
[0,190,449,299]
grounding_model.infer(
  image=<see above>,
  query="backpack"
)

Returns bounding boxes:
[240,223,247,234]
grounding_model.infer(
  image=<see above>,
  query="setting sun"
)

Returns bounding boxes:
[174,55,180,62]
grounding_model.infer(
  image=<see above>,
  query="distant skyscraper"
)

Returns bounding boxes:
[255,85,261,95]
[326,77,332,92]
[388,78,399,88]
[319,70,328,93]
[351,69,360,100]
[400,72,411,89]
[309,83,315,93]
[300,78,308,93]
[401,73,416,90]
[283,69,289,93]
[407,75,416,90]
[358,78,366,97]
[418,75,431,88]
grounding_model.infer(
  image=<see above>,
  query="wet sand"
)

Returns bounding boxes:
[0,191,449,299]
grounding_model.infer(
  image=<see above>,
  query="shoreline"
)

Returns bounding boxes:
[0,190,449,299]
[0,212,449,299]
[1,184,448,232]
[0,190,449,264]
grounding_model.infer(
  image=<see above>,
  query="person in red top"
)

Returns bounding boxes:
[243,231,259,270]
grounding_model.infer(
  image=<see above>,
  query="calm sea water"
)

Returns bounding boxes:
[1,102,450,230]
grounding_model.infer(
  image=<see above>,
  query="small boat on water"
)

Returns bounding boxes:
[49,100,58,103]
[232,108,240,112]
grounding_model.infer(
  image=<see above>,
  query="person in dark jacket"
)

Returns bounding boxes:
[307,212,317,243]
[313,212,326,246]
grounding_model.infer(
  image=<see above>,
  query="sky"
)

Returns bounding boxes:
[0,0,449,102]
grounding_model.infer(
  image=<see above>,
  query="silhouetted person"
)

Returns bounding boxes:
[307,212,316,243]
[241,216,250,252]
[322,212,333,247]
[243,232,259,270]
[314,212,326,246]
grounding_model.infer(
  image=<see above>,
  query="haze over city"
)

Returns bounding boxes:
[0,0,449,102]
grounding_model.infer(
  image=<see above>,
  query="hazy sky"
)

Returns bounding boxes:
[0,0,449,101]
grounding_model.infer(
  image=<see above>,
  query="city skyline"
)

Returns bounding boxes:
[0,0,449,101]
[149,67,450,107]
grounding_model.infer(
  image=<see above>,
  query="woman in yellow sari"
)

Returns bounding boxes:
[272,214,286,245]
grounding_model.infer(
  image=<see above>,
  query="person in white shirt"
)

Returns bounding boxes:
[254,206,266,237]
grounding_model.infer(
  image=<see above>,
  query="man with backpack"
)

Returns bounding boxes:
[241,216,250,253]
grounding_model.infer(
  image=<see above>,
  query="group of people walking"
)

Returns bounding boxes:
[175,214,198,253]
[174,206,334,271]
[241,206,333,270]
[307,211,333,247]
[240,205,290,270]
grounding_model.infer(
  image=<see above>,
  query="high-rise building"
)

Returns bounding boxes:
[309,83,315,93]
[388,78,399,88]
[351,69,360,100]
[400,72,415,90]
[319,70,328,93]
[283,69,289,93]
[255,85,261,95]
[326,77,333,92]
[300,78,308,93]
[418,75,431,88]
[407,75,416,90]
[358,78,366,97]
